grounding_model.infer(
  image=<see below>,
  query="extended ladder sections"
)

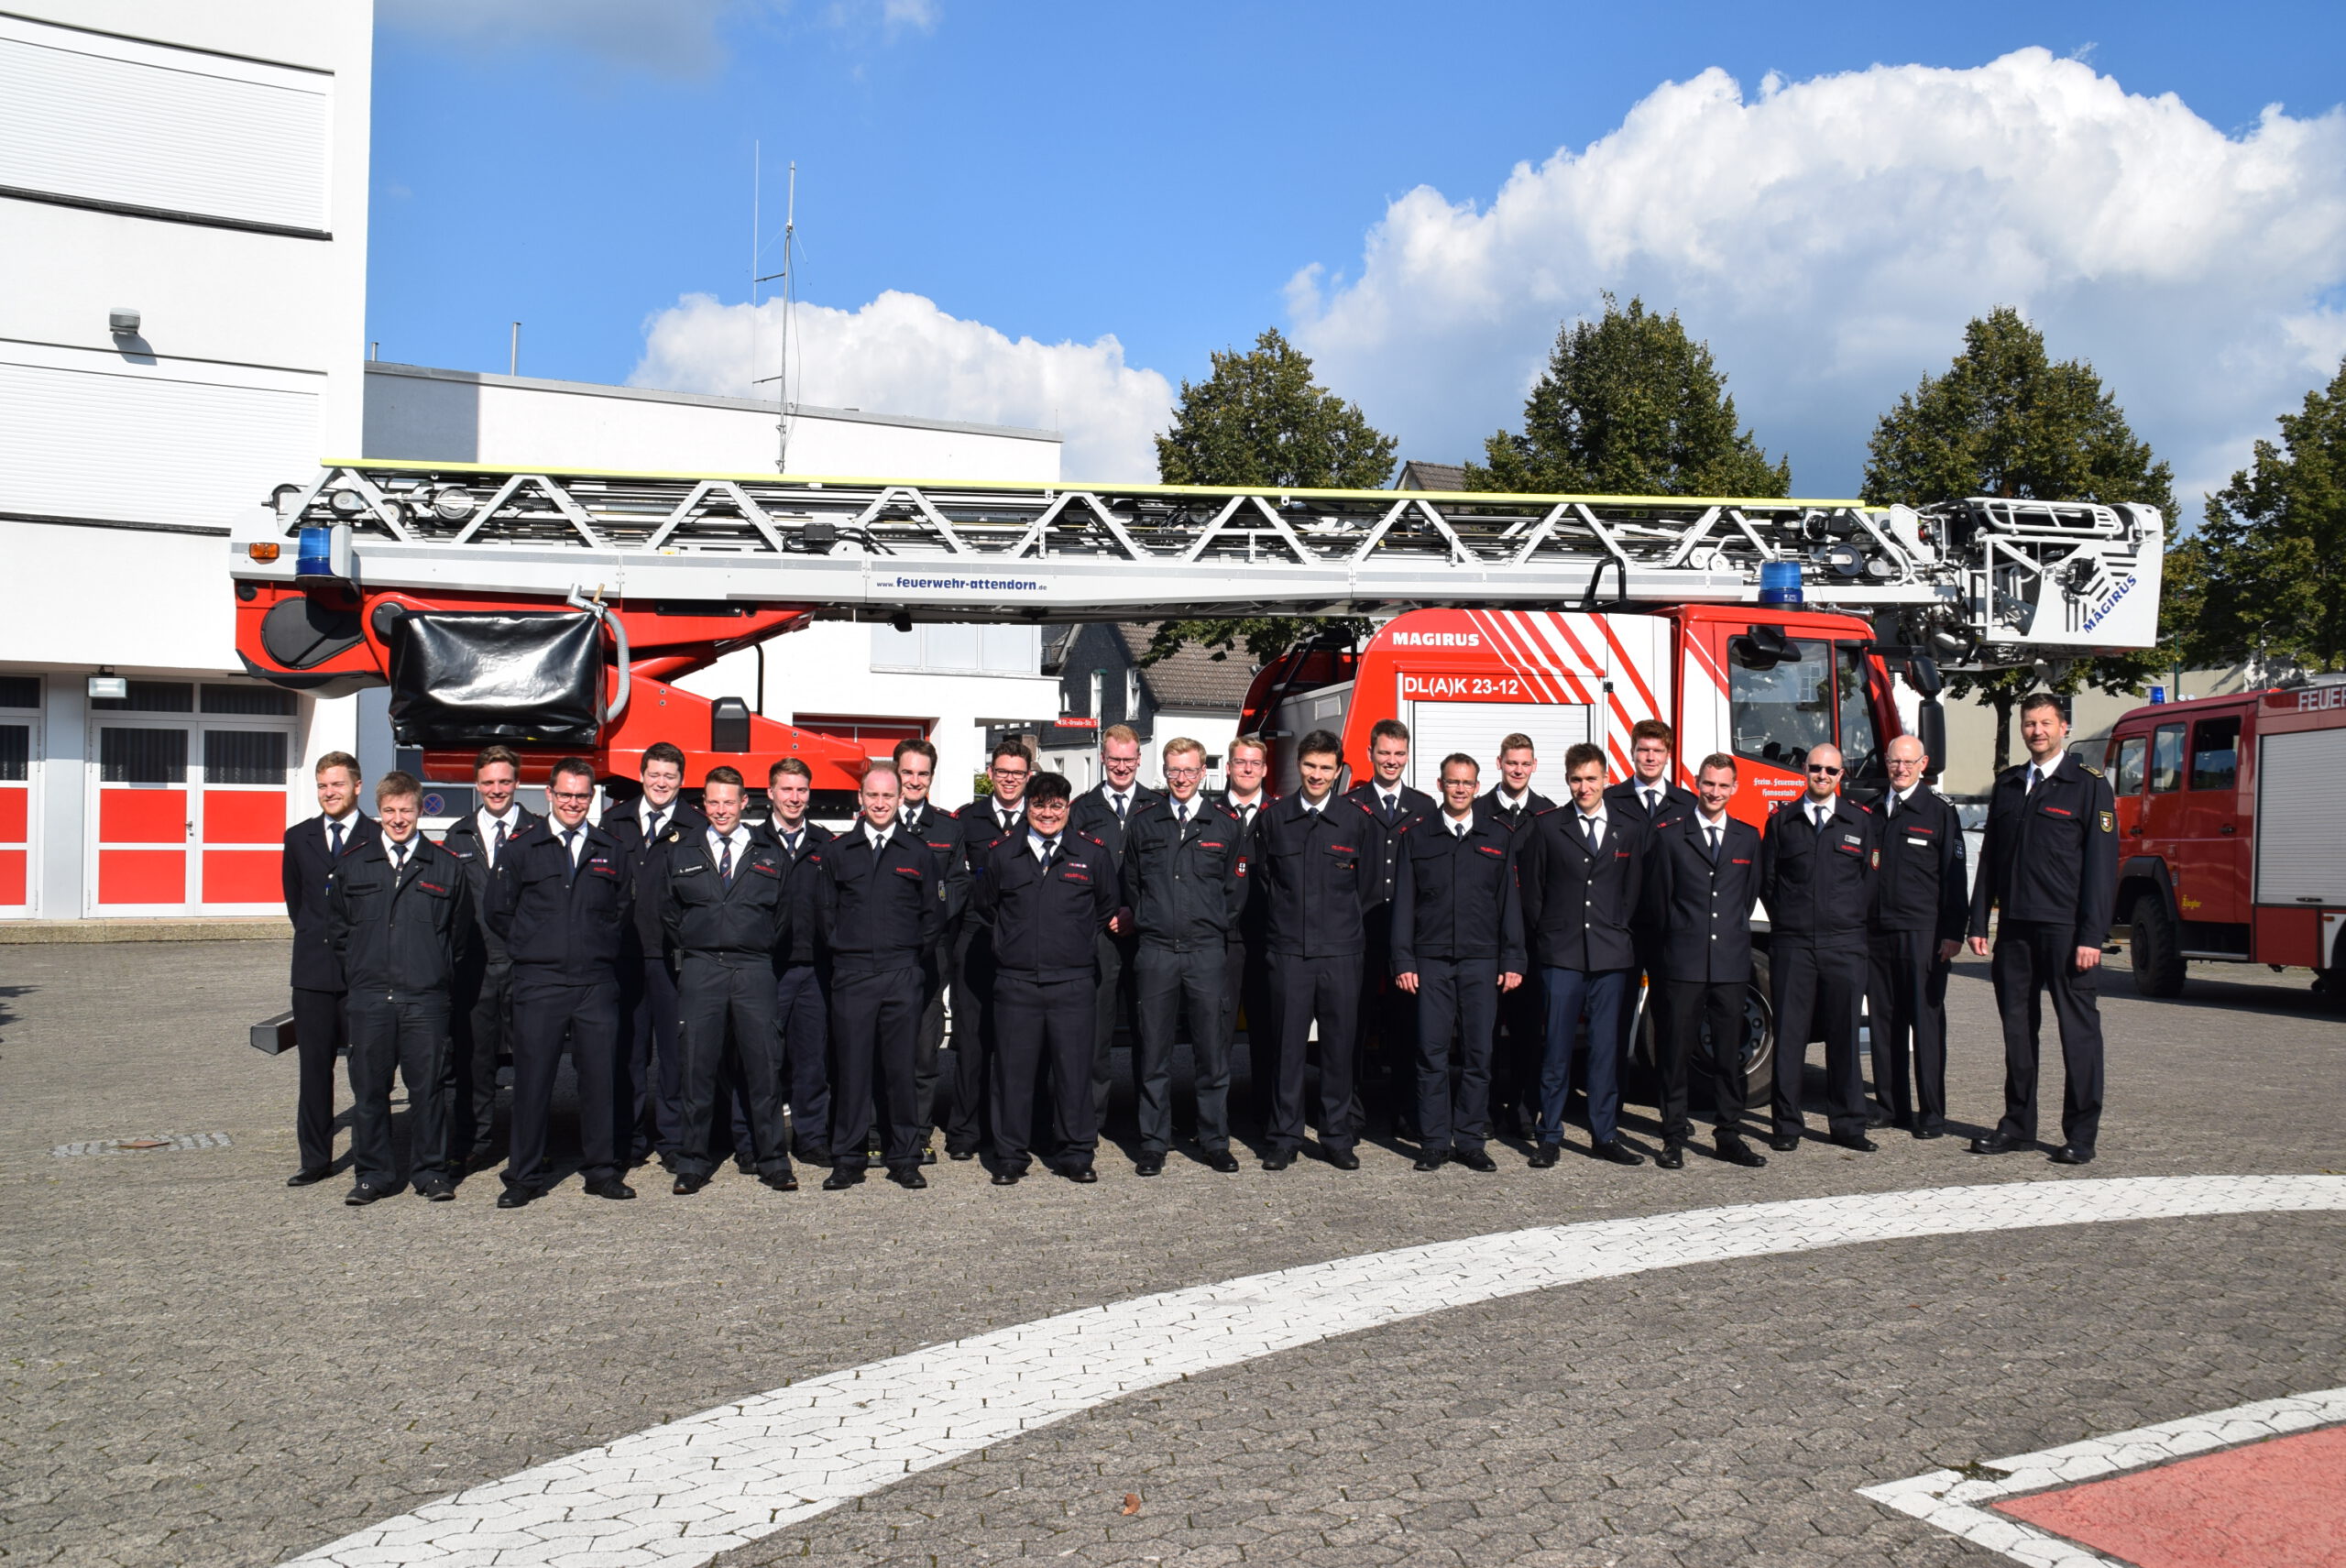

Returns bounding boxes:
[229,462,2165,663]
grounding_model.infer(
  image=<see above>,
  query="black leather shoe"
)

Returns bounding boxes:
[761,1170,799,1193]
[1528,1144,1561,1168]
[2049,1144,2097,1165]
[1207,1152,1241,1173]
[671,1173,708,1195]
[1135,1157,1165,1177]
[1767,1133,1802,1153]
[287,1167,332,1189]
[1590,1140,1646,1167]
[1455,1149,1498,1173]
[586,1178,637,1201]
[921,1145,938,1166]
[1866,1103,1894,1129]
[822,1168,863,1190]
[992,1169,1023,1185]
[1412,1151,1447,1172]
[344,1181,393,1206]
[889,1168,928,1190]
[495,1187,533,1209]
[1968,1132,2032,1155]
[734,1156,756,1176]
[948,1148,977,1162]
[1714,1134,1768,1168]
[1913,1124,1946,1140]
[1829,1133,1880,1153]
[1654,1143,1685,1169]
[1323,1148,1361,1171]
[1262,1152,1293,1171]
[417,1181,457,1201]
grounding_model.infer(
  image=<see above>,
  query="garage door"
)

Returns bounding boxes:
[0,674,36,914]
[1405,700,1595,793]
[87,680,294,916]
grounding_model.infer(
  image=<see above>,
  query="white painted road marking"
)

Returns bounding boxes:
[291,1174,2346,1567]
[1858,1385,2346,1566]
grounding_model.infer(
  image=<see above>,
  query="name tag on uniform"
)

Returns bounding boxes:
[748,860,779,878]
[586,859,619,878]
[1907,836,1929,848]
[674,862,704,875]
[1476,844,1505,858]
[893,863,924,878]
[1059,867,1092,883]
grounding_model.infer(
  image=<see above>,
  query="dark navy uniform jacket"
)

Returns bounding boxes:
[978,831,1118,981]
[488,819,635,979]
[768,818,835,965]
[1641,811,1763,984]
[1968,752,2119,948]
[282,811,379,992]
[1604,777,1699,828]
[897,800,972,928]
[1257,793,1387,959]
[1388,809,1525,973]
[602,799,703,960]
[955,798,1028,926]
[1870,785,1969,941]
[1069,782,1165,869]
[1343,780,1438,905]
[1120,795,1244,952]
[1206,789,1275,948]
[1477,785,1554,836]
[1520,806,1649,972]
[442,806,544,964]
[806,824,947,972]
[1760,795,1877,944]
[328,836,474,998]
[662,825,788,962]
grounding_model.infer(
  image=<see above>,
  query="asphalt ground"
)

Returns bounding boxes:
[1,943,2341,1566]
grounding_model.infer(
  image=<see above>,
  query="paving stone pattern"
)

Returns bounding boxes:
[2,942,2341,1566]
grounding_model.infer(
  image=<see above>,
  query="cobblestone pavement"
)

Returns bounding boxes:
[1,944,2341,1566]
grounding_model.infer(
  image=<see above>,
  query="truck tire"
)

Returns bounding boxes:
[2130,902,2187,998]
[1742,951,1776,1109]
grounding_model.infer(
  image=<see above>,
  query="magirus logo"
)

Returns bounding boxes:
[1389,630,1481,647]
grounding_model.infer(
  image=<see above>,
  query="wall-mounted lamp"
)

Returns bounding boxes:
[109,308,140,336]
[88,670,127,700]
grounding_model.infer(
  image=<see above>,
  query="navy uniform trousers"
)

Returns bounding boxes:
[1866,928,1951,1130]
[674,954,792,1180]
[346,993,454,1191]
[620,954,684,1162]
[1990,920,2105,1149]
[776,961,831,1161]
[1133,946,1233,1157]
[505,976,623,1192]
[992,972,1099,1173]
[452,951,515,1159]
[1769,942,1869,1139]
[1412,957,1498,1157]
[829,966,925,1173]
[291,987,347,1174]
[1268,952,1361,1156]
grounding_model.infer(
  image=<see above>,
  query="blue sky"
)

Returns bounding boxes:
[369,1,2346,496]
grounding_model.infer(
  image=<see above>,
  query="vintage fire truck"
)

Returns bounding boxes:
[227,461,2168,1091]
[2103,680,2346,998]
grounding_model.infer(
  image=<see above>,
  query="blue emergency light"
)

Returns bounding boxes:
[295,526,335,579]
[1759,560,1804,606]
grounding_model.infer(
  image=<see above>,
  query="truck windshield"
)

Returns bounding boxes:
[1836,643,1883,783]
[1729,637,1834,771]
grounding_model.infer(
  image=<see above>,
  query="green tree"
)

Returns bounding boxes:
[2188,356,2346,673]
[1146,328,1394,665]
[1861,306,2177,771]
[1465,295,1790,497]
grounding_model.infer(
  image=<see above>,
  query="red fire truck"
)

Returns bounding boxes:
[2104,680,2346,998]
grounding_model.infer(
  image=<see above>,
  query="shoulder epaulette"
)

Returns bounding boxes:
[2079,762,2104,778]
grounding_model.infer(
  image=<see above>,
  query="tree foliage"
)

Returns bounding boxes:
[1147,328,1390,665]
[1860,307,2177,770]
[2187,356,2346,672]
[1465,296,1789,497]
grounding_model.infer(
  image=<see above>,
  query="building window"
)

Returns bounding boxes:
[1124,668,1142,720]
[93,680,193,713]
[1089,670,1104,721]
[794,714,934,758]
[201,684,297,716]
[0,724,28,782]
[870,624,1040,676]
[99,728,187,784]
[203,729,288,786]
[0,675,38,711]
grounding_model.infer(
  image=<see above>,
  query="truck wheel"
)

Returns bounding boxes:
[2130,902,2187,998]
[1739,952,1776,1110]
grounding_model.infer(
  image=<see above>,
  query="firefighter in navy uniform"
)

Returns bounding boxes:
[662,766,795,1195]
[327,772,473,1203]
[280,751,377,1188]
[1867,734,1968,1137]
[1481,732,1554,1138]
[979,772,1119,1183]
[1067,724,1164,1131]
[487,756,636,1206]
[1389,753,1522,1172]
[1518,741,1650,1167]
[1120,740,1245,1176]
[601,742,701,1169]
[1208,734,1276,1130]
[1967,693,2120,1164]
[888,738,970,1165]
[1640,753,1768,1168]
[1343,718,1436,1131]
[1605,718,1698,1079]
[767,757,835,1165]
[440,746,541,1168]
[1758,742,1879,1153]
[944,741,1034,1159]
[1256,729,1387,1171]
[807,762,947,1190]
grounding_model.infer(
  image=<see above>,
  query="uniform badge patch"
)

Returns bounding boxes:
[1869,849,1880,870]
[2099,810,2115,832]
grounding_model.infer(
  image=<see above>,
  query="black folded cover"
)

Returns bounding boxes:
[387,611,604,746]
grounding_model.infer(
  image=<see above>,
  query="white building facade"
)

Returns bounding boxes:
[0,1,372,919]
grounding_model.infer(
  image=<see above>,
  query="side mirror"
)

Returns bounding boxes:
[1731,623,1795,671]
[1906,654,1945,699]
[1918,698,1948,784]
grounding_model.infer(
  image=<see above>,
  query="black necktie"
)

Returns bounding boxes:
[328,820,345,858]
[1453,818,1467,839]
[1814,805,1829,832]
[1382,793,1398,822]
[784,829,801,856]
[1643,788,1660,817]
[1039,837,1058,865]
[561,828,578,882]
[1174,803,1188,827]
[390,841,408,875]
[1706,824,1721,862]
[645,809,663,841]
[1581,815,1598,849]
[1113,794,1126,823]
[718,837,734,883]
[999,811,1014,836]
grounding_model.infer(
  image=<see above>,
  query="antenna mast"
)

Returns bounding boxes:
[750,160,798,474]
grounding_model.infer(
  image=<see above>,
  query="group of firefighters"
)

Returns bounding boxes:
[280,690,2117,1206]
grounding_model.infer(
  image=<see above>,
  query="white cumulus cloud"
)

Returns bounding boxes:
[1288,48,2346,502]
[630,290,1177,479]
